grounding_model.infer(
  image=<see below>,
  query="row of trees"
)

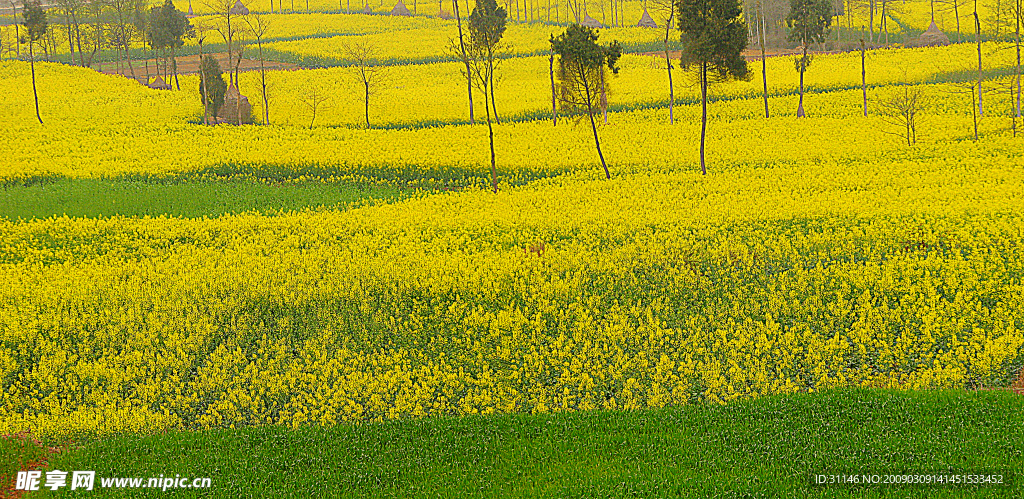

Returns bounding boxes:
[2,0,160,71]
[452,0,1019,184]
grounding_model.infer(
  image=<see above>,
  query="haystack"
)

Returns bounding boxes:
[580,13,603,28]
[147,75,172,90]
[916,20,949,46]
[187,0,195,17]
[230,0,249,15]
[390,0,411,16]
[362,3,372,13]
[438,8,453,19]
[637,8,656,28]
[218,84,251,124]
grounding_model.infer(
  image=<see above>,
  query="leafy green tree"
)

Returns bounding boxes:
[786,0,832,117]
[22,0,47,124]
[467,0,507,192]
[550,24,621,179]
[676,0,749,175]
[199,54,227,121]
[146,0,193,89]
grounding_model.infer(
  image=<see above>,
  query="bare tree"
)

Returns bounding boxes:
[995,76,1020,134]
[206,0,245,87]
[938,0,964,41]
[109,0,143,79]
[1013,0,1022,117]
[343,40,388,129]
[757,0,769,118]
[56,0,85,66]
[947,80,980,140]
[650,0,677,123]
[10,1,21,58]
[244,12,271,125]
[975,5,983,117]
[452,0,474,124]
[299,83,331,128]
[877,84,925,146]
[860,36,867,117]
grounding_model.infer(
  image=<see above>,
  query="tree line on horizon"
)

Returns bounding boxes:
[8,0,1022,180]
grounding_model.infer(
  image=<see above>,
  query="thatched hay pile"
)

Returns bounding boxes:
[915,20,949,47]
[580,14,603,28]
[147,75,172,90]
[637,8,657,28]
[218,84,251,124]
[391,0,411,16]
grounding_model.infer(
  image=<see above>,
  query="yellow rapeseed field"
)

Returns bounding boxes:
[1,21,1023,439]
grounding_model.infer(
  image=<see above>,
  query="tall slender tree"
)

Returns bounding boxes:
[344,40,388,129]
[860,36,867,117]
[467,0,507,192]
[787,0,832,117]
[453,0,474,123]
[975,6,983,117]
[1014,0,1021,118]
[652,0,676,124]
[757,0,768,118]
[469,0,506,126]
[677,0,749,175]
[550,24,622,179]
[22,0,47,124]
[245,12,271,124]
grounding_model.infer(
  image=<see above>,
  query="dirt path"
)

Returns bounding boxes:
[639,47,844,61]
[96,52,300,82]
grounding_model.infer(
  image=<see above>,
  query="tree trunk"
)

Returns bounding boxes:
[665,8,675,124]
[67,16,76,65]
[797,46,807,117]
[582,70,610,179]
[173,49,181,90]
[882,0,889,45]
[954,0,962,41]
[200,41,210,125]
[600,69,607,124]
[869,0,875,43]
[364,80,371,128]
[489,51,499,125]
[484,81,498,192]
[454,0,474,124]
[759,4,768,118]
[235,51,243,125]
[125,38,137,80]
[971,85,978,140]
[861,38,867,117]
[1015,0,1021,119]
[259,42,269,125]
[976,10,983,117]
[550,54,557,125]
[700,61,707,175]
[30,41,42,124]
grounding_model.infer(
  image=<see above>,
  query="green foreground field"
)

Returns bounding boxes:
[0,178,413,220]
[3,388,1022,498]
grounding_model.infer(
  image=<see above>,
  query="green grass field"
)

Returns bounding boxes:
[0,178,411,219]
[4,388,1020,498]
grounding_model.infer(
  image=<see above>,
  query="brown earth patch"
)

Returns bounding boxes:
[96,52,300,82]
[0,432,68,499]
[639,48,845,61]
